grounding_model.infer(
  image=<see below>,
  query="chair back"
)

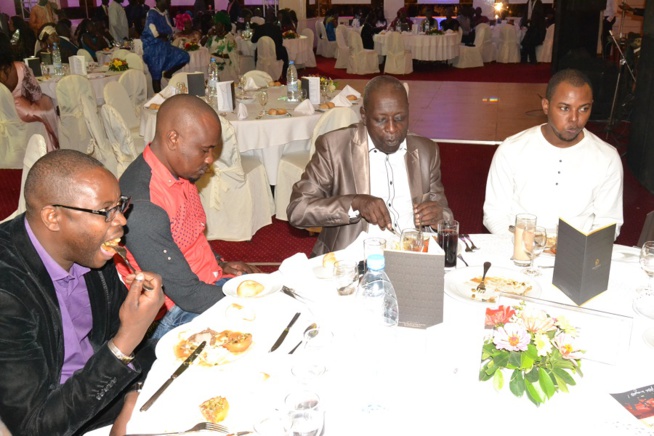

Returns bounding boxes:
[168,71,191,88]
[132,38,144,55]
[112,48,130,60]
[103,81,139,129]
[125,53,145,71]
[316,20,326,40]
[243,70,273,88]
[387,31,404,54]
[335,25,348,50]
[118,69,147,113]
[499,23,517,44]
[348,30,365,53]
[255,36,283,80]
[80,94,119,175]
[309,107,360,156]
[257,36,277,60]
[55,74,95,153]
[100,104,138,176]
[77,48,94,62]
[301,28,314,47]
[0,83,44,169]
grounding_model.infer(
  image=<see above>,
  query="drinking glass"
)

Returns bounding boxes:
[521,226,547,276]
[320,81,329,103]
[513,213,537,266]
[400,228,424,252]
[285,391,324,436]
[437,220,459,268]
[291,327,333,383]
[333,260,358,296]
[363,237,386,265]
[258,90,268,109]
[634,242,654,347]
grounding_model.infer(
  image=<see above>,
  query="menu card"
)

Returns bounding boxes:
[216,80,235,112]
[552,218,615,305]
[383,240,444,329]
[301,76,320,105]
[24,57,42,77]
[187,72,205,97]
[69,55,86,75]
[611,384,654,428]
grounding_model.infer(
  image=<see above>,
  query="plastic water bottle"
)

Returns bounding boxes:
[286,60,299,102]
[206,57,218,108]
[52,42,63,76]
[356,254,399,328]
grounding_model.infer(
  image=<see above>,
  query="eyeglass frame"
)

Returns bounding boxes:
[52,196,131,222]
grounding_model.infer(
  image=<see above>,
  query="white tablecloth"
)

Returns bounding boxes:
[374,30,461,61]
[236,35,313,66]
[124,234,653,435]
[38,69,124,107]
[174,46,211,79]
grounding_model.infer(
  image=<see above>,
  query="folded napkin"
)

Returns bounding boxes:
[293,99,315,115]
[144,93,165,109]
[243,77,259,91]
[237,102,248,120]
[278,253,322,298]
[159,85,177,98]
[330,93,352,107]
[338,85,361,99]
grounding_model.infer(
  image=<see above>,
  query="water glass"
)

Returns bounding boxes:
[333,260,358,296]
[437,220,459,268]
[521,226,547,276]
[363,237,386,264]
[291,327,333,383]
[513,213,537,266]
[285,391,324,436]
[400,228,429,252]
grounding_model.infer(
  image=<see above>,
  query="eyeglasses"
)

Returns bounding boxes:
[53,196,131,222]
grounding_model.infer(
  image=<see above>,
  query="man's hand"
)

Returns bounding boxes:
[352,195,393,231]
[414,201,446,228]
[222,261,261,276]
[113,272,164,356]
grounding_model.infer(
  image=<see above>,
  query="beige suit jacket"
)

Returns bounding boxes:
[287,122,452,256]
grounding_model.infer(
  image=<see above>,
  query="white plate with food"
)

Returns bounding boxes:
[155,323,257,366]
[222,273,283,298]
[444,266,541,304]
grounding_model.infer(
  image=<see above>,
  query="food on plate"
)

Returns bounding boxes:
[101,237,121,253]
[469,276,533,302]
[174,328,253,366]
[237,279,265,297]
[322,252,337,269]
[319,102,335,110]
[148,103,161,110]
[200,396,229,423]
[267,108,287,116]
[268,81,282,87]
[346,94,358,101]
[545,234,558,255]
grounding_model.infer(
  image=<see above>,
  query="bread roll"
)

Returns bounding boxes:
[322,252,337,269]
[237,280,265,297]
[346,94,358,101]
[327,102,335,108]
[276,108,287,115]
[267,108,278,115]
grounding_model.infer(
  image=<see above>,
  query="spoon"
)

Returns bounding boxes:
[288,323,318,354]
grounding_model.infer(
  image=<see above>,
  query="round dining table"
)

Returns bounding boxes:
[236,35,313,66]
[118,233,652,436]
[37,68,125,107]
[373,30,461,62]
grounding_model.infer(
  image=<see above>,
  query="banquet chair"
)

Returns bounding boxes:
[102,81,145,153]
[0,134,47,223]
[77,48,94,63]
[55,75,96,154]
[495,23,520,63]
[275,107,360,221]
[196,115,274,241]
[118,69,148,117]
[536,24,555,63]
[125,53,155,98]
[453,25,484,69]
[132,38,144,56]
[100,104,140,176]
[638,210,654,248]
[0,83,48,169]
[80,94,119,176]
[300,28,317,68]
[384,31,413,75]
[243,70,273,88]
[315,20,337,58]
[334,26,349,69]
[346,31,379,75]
[255,36,283,81]
[111,49,130,60]
[477,23,496,63]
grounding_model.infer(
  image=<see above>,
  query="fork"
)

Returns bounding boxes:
[462,234,480,251]
[125,421,230,435]
[111,245,154,291]
[476,262,491,293]
[459,235,472,252]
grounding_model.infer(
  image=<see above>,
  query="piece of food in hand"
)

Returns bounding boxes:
[237,279,265,297]
[200,396,229,423]
[322,252,337,269]
[346,94,358,101]
[101,237,122,253]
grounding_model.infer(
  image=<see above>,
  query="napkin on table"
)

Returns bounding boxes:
[243,77,259,91]
[278,253,322,297]
[293,99,315,115]
[338,85,361,99]
[159,85,177,98]
[330,93,352,107]
[237,102,248,120]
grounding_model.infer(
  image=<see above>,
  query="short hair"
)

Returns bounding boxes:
[24,150,105,215]
[546,69,593,101]
[363,75,408,111]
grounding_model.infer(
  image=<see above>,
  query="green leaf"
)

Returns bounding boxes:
[552,367,576,386]
[525,366,539,383]
[508,351,522,369]
[552,372,569,393]
[538,367,556,399]
[525,378,544,406]
[479,363,493,381]
[509,370,525,397]
[493,368,504,391]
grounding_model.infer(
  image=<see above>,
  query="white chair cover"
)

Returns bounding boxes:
[477,23,496,63]
[315,20,337,58]
[118,69,147,117]
[275,107,360,221]
[196,116,274,241]
[0,83,48,169]
[255,36,283,81]
[300,28,317,68]
[346,31,379,75]
[77,48,94,63]
[111,49,130,60]
[55,75,95,154]
[536,24,555,63]
[103,81,139,129]
[132,39,144,56]
[453,26,484,69]
[125,53,154,98]
[496,23,520,63]
[80,95,119,176]
[384,31,413,75]
[0,134,47,223]
[334,25,349,69]
[100,104,139,176]
[243,70,273,88]
[167,71,191,89]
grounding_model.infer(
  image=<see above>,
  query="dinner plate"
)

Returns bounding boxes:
[612,245,640,262]
[222,273,283,298]
[155,322,258,366]
[264,112,290,118]
[444,266,542,304]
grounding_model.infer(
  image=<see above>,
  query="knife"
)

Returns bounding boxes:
[140,340,206,412]
[269,312,301,352]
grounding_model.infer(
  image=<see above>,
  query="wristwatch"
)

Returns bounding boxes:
[107,339,135,365]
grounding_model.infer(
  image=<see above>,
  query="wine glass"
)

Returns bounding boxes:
[521,226,547,276]
[634,242,654,347]
[258,90,268,114]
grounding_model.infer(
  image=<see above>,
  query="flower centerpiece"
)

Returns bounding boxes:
[479,302,584,406]
[108,58,129,72]
[282,30,298,39]
[319,76,337,93]
[184,42,200,51]
[426,28,444,36]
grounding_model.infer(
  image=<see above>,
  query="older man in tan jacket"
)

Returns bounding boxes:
[288,76,452,256]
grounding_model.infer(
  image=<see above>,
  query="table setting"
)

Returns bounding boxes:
[373,30,460,62]
[122,220,654,435]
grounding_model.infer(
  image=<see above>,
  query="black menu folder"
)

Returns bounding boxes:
[25,57,42,77]
[552,218,615,305]
[187,72,205,97]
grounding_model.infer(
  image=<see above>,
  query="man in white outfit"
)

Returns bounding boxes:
[483,68,623,239]
[109,0,129,42]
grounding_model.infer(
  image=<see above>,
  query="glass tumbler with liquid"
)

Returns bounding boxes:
[513,213,537,266]
[437,220,459,268]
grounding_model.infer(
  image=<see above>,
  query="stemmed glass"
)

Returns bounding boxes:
[258,90,268,115]
[521,226,547,276]
[291,327,333,384]
[634,241,654,347]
